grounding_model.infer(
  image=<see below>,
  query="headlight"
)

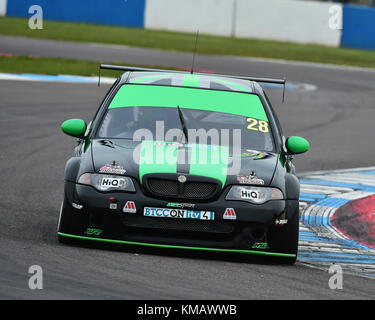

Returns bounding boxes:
[77,173,135,192]
[225,185,283,204]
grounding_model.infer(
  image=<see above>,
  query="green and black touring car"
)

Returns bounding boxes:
[58,65,309,264]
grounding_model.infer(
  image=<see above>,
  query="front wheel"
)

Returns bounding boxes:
[267,201,300,264]
[57,193,86,243]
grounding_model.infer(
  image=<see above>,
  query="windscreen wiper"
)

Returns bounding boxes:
[177,105,189,144]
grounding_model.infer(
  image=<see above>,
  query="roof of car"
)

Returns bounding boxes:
[121,71,264,94]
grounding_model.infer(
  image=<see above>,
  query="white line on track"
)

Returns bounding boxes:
[232,55,375,74]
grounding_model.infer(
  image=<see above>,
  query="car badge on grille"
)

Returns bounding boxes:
[178,175,187,183]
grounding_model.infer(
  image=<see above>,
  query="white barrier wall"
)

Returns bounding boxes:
[0,0,7,16]
[234,0,341,46]
[145,0,236,37]
[144,0,342,47]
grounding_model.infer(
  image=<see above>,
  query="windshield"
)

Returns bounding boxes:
[97,84,275,151]
[98,106,274,151]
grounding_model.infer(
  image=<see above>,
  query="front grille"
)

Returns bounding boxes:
[148,178,179,197]
[183,181,217,198]
[146,178,219,200]
[123,216,234,234]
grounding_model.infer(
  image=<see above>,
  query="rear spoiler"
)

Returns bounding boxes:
[98,64,286,102]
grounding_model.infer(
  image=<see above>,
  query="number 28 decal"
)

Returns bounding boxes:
[247,118,269,133]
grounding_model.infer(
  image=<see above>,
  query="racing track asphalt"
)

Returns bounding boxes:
[0,35,375,299]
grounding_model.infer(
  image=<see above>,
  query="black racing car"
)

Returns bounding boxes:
[57,64,309,264]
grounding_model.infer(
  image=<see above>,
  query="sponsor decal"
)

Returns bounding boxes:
[101,177,125,189]
[123,201,137,213]
[99,161,126,175]
[242,149,271,160]
[223,208,236,220]
[154,141,184,148]
[166,202,195,209]
[275,219,288,225]
[237,171,264,185]
[252,242,269,250]
[144,207,214,220]
[185,143,219,151]
[71,202,83,210]
[240,189,260,200]
[86,228,102,236]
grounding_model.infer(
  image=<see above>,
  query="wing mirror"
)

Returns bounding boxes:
[61,119,87,138]
[285,136,310,155]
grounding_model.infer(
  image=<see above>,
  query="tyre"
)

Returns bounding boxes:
[57,193,86,244]
[268,201,299,264]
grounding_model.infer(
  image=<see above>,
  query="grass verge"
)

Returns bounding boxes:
[1,17,375,69]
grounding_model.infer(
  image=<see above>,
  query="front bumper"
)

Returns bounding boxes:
[60,181,295,254]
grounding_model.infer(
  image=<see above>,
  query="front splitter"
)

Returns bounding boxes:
[57,232,296,258]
